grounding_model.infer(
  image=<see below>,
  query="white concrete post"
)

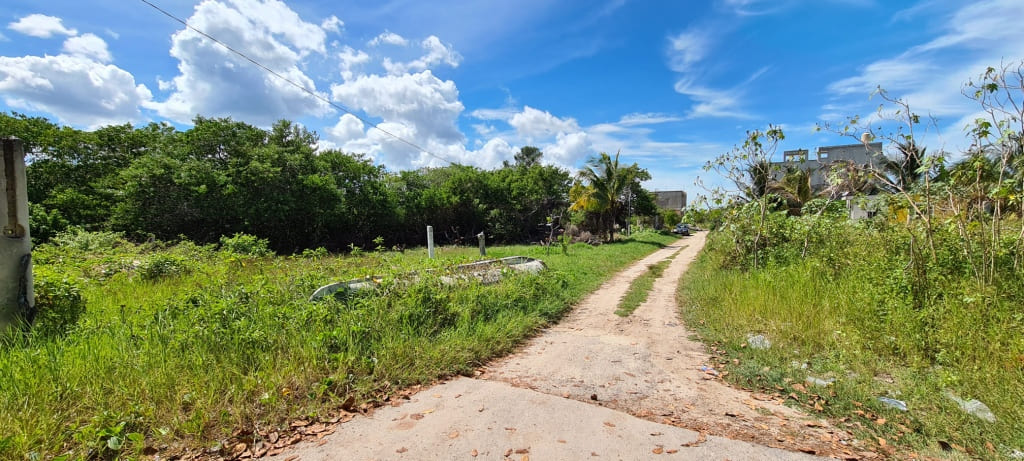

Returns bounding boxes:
[477,232,486,257]
[1,138,33,335]
[426,225,435,259]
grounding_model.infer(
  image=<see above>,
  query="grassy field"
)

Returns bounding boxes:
[678,230,1024,460]
[0,230,676,460]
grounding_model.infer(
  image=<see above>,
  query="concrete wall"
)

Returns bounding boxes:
[654,190,687,212]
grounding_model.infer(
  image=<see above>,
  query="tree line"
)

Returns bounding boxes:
[2,113,658,252]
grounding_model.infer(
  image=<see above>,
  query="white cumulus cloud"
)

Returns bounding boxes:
[321,15,343,34]
[151,0,331,125]
[382,36,461,75]
[369,31,408,47]
[8,14,77,38]
[0,54,152,128]
[62,33,112,63]
[509,106,581,140]
[331,70,465,144]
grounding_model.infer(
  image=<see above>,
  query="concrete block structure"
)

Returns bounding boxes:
[653,190,687,213]
[773,142,884,191]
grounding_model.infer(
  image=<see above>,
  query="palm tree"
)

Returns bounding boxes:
[884,139,926,190]
[768,167,814,216]
[570,151,637,241]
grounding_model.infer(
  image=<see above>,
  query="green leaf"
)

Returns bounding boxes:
[107,436,124,451]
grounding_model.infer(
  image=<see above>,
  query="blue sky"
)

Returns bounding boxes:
[1,0,1022,196]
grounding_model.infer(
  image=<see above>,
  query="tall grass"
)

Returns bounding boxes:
[0,231,676,459]
[679,226,1024,459]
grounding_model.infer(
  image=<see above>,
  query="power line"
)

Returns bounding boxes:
[138,0,454,165]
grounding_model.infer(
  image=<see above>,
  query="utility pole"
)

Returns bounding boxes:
[1,138,33,335]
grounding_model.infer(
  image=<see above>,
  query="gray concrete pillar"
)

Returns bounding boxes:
[1,138,33,335]
[426,225,435,259]
[477,232,486,257]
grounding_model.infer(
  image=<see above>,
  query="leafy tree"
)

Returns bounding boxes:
[513,146,543,168]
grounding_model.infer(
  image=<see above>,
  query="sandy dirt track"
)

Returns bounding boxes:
[288,232,861,460]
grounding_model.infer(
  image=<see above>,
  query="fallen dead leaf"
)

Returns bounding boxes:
[986,441,996,453]
[603,421,616,427]
[290,420,309,428]
[268,432,280,444]
[557,439,566,444]
[448,431,459,439]
[666,449,678,454]
[680,432,707,447]
[504,448,513,456]
[515,448,529,454]
[396,447,408,453]
[410,413,424,421]
[521,456,529,461]
[283,456,298,461]
[877,438,887,447]
[470,449,478,457]
[875,418,886,425]
[421,409,434,414]
[652,446,664,454]
[792,383,807,393]
[340,395,356,412]
[267,448,284,457]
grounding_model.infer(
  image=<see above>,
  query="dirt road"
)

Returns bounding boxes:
[289,232,859,460]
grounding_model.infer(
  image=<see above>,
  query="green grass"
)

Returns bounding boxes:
[678,231,1024,460]
[0,230,675,460]
[614,248,681,317]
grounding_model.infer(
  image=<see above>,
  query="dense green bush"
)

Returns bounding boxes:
[218,232,273,257]
[31,266,86,337]
[137,254,193,280]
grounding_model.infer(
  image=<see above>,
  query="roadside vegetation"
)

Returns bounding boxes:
[680,62,1024,459]
[0,229,676,459]
[0,113,660,252]
[614,249,680,317]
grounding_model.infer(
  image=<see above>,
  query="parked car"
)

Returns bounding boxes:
[672,223,690,236]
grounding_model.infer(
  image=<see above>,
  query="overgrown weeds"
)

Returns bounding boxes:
[0,230,674,460]
[679,220,1024,459]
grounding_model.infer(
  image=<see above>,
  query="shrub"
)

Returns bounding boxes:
[31,266,86,337]
[218,233,273,257]
[138,254,192,280]
[50,228,127,253]
[28,203,70,244]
